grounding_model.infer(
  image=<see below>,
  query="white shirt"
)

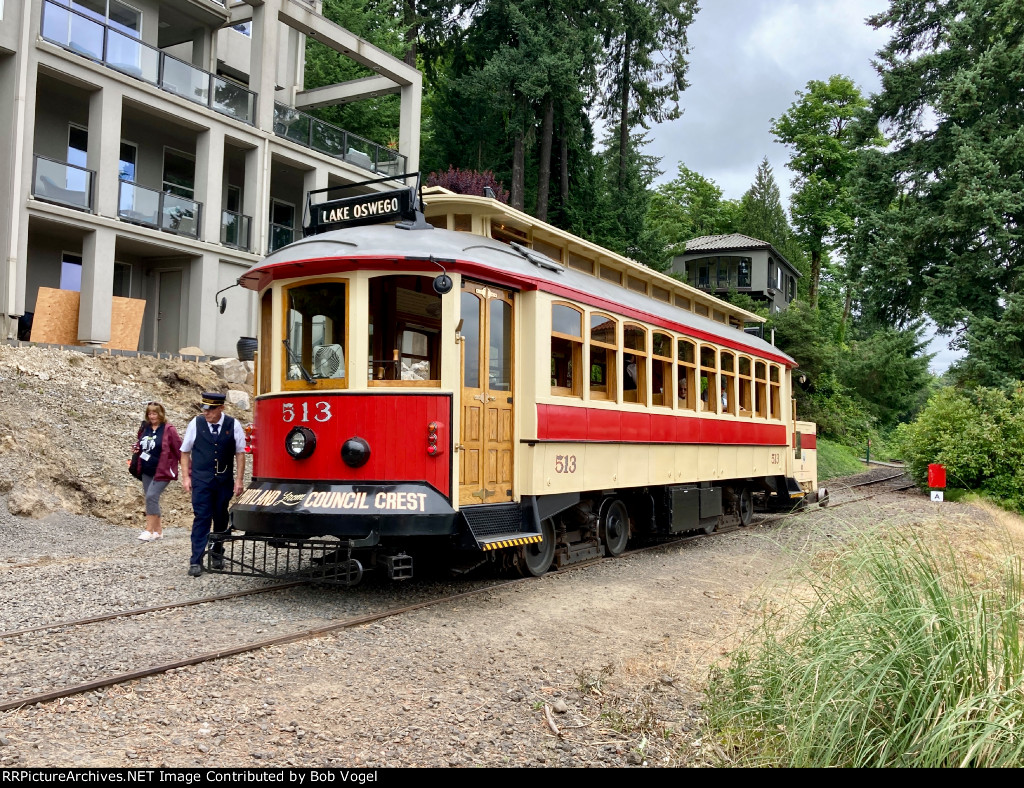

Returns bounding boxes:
[180,413,247,453]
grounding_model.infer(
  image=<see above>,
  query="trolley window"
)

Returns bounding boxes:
[258,289,272,395]
[368,275,441,386]
[461,290,481,388]
[623,324,647,405]
[738,356,753,416]
[652,332,673,407]
[677,339,696,411]
[551,303,583,397]
[589,313,617,401]
[770,364,782,420]
[699,345,718,414]
[282,280,347,390]
[754,361,768,418]
[720,351,736,415]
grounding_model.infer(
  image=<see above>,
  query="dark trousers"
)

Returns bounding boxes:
[190,477,233,566]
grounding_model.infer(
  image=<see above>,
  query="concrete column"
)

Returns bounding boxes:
[243,144,266,255]
[248,1,280,134]
[195,126,225,245]
[186,252,219,353]
[191,28,214,73]
[78,226,117,344]
[87,87,122,218]
[303,167,328,224]
[398,77,422,174]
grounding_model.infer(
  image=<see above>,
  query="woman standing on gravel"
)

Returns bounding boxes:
[135,402,182,542]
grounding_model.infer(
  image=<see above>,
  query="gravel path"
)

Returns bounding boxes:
[1,472,996,769]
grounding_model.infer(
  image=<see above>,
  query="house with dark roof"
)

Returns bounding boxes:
[670,234,801,313]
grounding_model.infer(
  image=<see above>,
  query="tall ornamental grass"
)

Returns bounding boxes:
[706,539,1024,767]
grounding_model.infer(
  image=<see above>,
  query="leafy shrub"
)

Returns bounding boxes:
[895,386,1024,513]
[426,167,510,203]
[707,538,1024,767]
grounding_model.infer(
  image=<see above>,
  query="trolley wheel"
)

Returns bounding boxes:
[601,500,630,557]
[520,517,556,577]
[738,486,754,527]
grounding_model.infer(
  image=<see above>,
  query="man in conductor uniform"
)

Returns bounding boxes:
[180,392,247,577]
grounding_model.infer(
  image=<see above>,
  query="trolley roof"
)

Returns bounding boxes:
[240,223,795,366]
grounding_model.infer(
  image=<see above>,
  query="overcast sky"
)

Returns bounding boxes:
[646,0,959,373]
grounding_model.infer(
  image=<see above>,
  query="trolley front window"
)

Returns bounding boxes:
[282,280,347,389]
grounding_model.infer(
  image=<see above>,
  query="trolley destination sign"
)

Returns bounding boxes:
[308,187,416,234]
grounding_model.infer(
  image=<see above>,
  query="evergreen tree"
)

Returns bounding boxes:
[771,75,874,310]
[853,0,1024,388]
[647,164,738,263]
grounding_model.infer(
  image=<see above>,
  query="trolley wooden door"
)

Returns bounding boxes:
[459,281,515,506]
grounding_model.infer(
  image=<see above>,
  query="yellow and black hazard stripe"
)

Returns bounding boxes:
[480,534,543,551]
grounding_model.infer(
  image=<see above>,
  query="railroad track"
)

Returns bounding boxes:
[0,474,920,714]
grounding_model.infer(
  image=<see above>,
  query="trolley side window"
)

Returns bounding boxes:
[677,339,696,411]
[737,355,753,416]
[652,332,673,407]
[258,289,272,395]
[368,275,441,386]
[754,360,768,418]
[770,364,782,420]
[589,313,618,401]
[720,351,736,415]
[699,345,718,414]
[282,280,347,389]
[623,323,648,406]
[551,303,583,397]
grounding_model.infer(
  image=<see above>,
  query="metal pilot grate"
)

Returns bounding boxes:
[460,503,527,539]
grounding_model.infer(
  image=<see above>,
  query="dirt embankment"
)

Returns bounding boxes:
[0,344,252,529]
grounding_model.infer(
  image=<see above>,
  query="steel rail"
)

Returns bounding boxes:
[0,581,309,640]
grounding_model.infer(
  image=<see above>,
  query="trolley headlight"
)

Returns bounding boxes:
[341,436,371,468]
[285,426,316,459]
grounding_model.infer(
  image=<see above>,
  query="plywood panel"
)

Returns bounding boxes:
[30,287,145,351]
[30,288,80,345]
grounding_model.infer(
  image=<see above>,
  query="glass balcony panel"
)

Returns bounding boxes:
[310,118,346,158]
[106,28,158,83]
[222,210,252,251]
[33,156,92,211]
[344,132,377,173]
[162,193,200,238]
[118,181,160,226]
[274,103,311,145]
[269,223,294,252]
[212,77,255,124]
[42,2,105,59]
[162,56,210,106]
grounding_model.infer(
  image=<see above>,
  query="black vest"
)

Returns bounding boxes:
[190,415,236,485]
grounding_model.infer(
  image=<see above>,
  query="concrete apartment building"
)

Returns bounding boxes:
[0,0,421,356]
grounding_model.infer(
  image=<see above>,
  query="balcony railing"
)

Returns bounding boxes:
[118,181,202,239]
[41,0,256,125]
[32,155,93,211]
[222,210,252,252]
[273,103,407,177]
[269,223,295,253]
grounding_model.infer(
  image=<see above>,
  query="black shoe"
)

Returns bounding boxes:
[188,564,202,577]
[211,556,224,570]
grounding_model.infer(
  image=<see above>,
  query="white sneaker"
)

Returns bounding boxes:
[151,532,163,541]
[137,531,153,541]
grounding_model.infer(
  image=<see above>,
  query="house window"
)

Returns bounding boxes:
[113,262,131,297]
[738,258,751,288]
[162,148,195,199]
[589,313,617,401]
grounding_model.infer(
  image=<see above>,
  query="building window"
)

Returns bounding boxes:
[551,303,583,397]
[623,324,647,405]
[162,148,195,199]
[113,262,131,298]
[677,340,696,410]
[231,21,252,36]
[652,332,673,407]
[60,253,83,291]
[738,258,751,288]
[589,313,617,401]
